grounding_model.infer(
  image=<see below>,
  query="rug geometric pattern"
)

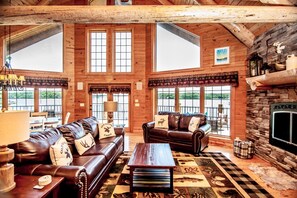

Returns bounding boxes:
[97,151,273,198]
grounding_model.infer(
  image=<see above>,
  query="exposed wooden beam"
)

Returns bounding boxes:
[259,0,297,6]
[10,25,62,53]
[36,0,53,5]
[0,5,296,25]
[194,0,255,47]
[158,23,200,46]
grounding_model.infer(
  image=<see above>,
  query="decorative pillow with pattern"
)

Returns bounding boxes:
[188,117,201,132]
[98,123,116,140]
[49,136,73,166]
[154,115,169,129]
[74,133,96,155]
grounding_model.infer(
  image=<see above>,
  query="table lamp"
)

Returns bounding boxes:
[104,101,118,123]
[0,110,30,192]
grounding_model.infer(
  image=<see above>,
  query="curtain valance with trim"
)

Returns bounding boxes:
[24,76,68,89]
[89,85,131,93]
[148,71,238,88]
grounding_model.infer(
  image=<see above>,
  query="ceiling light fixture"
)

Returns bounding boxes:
[0,25,25,91]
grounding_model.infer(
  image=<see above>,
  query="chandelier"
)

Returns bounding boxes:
[0,26,25,91]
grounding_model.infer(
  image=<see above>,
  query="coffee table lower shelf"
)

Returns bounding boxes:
[130,168,173,193]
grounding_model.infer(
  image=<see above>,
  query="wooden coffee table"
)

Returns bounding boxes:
[127,143,175,193]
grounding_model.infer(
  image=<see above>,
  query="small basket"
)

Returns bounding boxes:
[233,139,254,159]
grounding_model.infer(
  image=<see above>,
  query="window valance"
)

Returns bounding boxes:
[148,71,238,88]
[89,85,109,93]
[110,85,131,93]
[89,85,130,93]
[24,76,68,89]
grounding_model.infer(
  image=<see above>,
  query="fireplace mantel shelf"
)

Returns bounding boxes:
[246,68,297,90]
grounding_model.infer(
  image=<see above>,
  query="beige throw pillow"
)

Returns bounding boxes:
[98,123,116,140]
[49,136,73,166]
[188,117,201,132]
[74,133,96,155]
[154,115,169,129]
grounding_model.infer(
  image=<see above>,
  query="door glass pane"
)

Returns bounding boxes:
[39,88,62,119]
[157,88,175,112]
[205,86,231,136]
[113,93,129,127]
[179,87,200,114]
[92,93,108,123]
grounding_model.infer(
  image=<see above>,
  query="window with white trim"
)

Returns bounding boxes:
[8,88,34,111]
[90,31,107,72]
[115,31,132,72]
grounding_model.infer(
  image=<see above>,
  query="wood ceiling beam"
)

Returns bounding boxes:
[0,5,296,25]
[194,0,255,47]
[259,0,296,5]
[36,0,53,5]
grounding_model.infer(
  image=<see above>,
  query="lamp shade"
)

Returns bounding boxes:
[0,111,30,145]
[104,101,118,112]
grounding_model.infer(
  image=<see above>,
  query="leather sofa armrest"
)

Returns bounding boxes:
[16,164,87,198]
[142,121,155,143]
[114,127,125,136]
[192,123,211,154]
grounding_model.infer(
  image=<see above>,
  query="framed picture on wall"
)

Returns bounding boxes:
[214,47,230,65]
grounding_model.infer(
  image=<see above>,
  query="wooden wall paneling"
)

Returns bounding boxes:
[63,24,76,123]
[73,24,148,132]
[147,23,248,143]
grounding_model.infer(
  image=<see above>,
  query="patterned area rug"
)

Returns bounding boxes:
[97,151,272,198]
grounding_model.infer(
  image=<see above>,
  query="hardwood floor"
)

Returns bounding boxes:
[125,132,297,198]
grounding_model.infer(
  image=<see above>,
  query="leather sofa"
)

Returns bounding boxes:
[9,116,124,198]
[142,112,211,155]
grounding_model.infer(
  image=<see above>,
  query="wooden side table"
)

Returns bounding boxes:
[0,175,64,198]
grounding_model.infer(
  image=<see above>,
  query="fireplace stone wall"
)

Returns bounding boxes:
[246,86,297,179]
[246,23,297,179]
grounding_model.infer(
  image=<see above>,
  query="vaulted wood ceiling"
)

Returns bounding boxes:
[1,0,296,49]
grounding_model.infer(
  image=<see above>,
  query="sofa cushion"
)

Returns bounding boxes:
[158,111,180,130]
[77,116,99,138]
[191,113,207,126]
[10,128,62,164]
[50,136,73,165]
[154,115,169,129]
[74,133,96,155]
[76,142,117,161]
[98,123,116,139]
[57,122,86,153]
[97,135,124,149]
[179,114,207,130]
[168,131,192,142]
[188,117,201,132]
[179,114,194,131]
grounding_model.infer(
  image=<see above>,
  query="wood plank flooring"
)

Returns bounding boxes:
[125,132,297,198]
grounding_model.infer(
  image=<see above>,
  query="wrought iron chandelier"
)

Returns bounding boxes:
[0,26,25,91]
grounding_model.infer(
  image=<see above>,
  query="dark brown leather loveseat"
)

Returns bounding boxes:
[9,116,124,198]
[142,112,211,155]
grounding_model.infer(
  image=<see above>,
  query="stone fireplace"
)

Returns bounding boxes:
[246,23,297,179]
[270,102,297,155]
[247,87,297,179]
